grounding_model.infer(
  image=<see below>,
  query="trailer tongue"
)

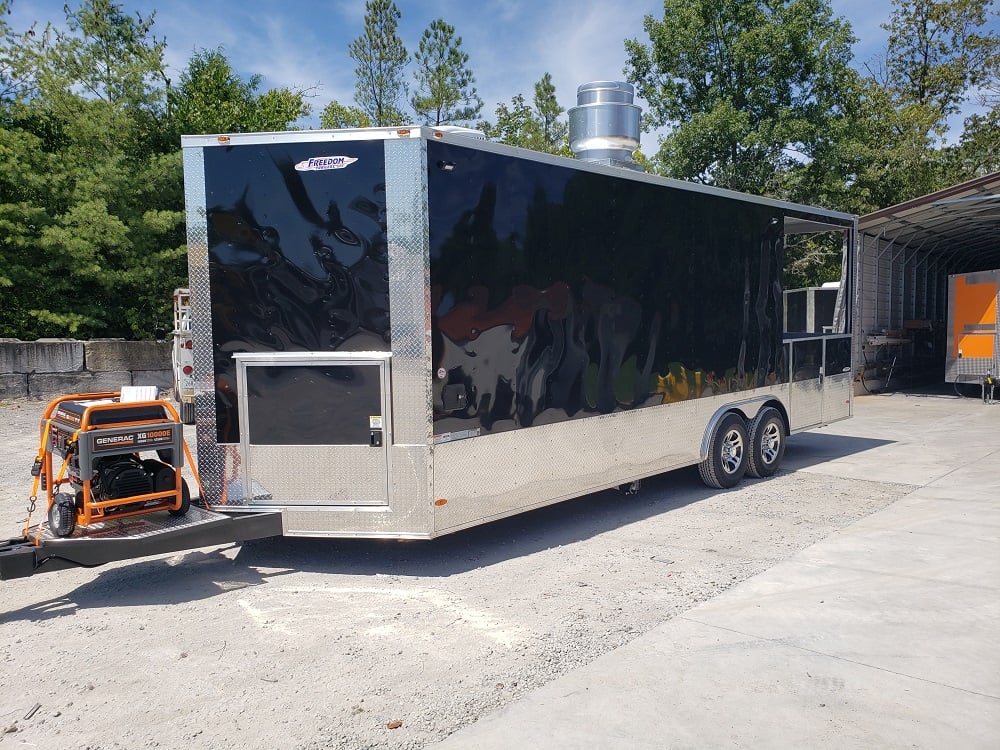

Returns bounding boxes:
[0,506,282,580]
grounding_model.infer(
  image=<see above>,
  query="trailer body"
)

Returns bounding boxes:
[944,269,1000,385]
[175,127,856,540]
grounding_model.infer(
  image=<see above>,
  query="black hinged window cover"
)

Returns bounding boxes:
[245,364,381,445]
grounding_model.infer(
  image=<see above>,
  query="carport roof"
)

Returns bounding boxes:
[858,171,1000,272]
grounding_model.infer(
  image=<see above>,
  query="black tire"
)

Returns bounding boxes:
[698,412,748,489]
[168,479,192,517]
[179,400,195,425]
[147,462,191,517]
[746,406,786,478]
[48,493,77,537]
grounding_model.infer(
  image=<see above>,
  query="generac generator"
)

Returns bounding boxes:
[32,390,191,538]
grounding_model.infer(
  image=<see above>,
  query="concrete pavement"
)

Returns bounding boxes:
[433,390,1000,749]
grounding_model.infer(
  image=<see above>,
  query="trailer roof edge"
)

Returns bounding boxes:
[180,127,855,224]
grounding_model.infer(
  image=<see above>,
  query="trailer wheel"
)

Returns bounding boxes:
[746,407,786,478]
[698,413,748,489]
[179,400,195,425]
[47,493,77,538]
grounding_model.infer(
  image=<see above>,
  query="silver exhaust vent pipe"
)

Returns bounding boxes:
[568,81,642,170]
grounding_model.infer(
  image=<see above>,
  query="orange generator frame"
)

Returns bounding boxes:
[29,392,196,538]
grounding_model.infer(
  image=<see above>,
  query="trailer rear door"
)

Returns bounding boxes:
[788,335,852,429]
[234,352,391,506]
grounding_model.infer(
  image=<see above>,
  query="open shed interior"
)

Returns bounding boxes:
[855,172,1000,394]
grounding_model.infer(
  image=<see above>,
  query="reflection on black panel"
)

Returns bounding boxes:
[427,141,851,435]
[824,336,852,376]
[246,365,381,445]
[204,142,389,442]
[792,340,823,382]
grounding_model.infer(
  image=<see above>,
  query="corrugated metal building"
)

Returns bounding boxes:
[855,173,1000,392]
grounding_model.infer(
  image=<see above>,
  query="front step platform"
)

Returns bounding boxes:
[1,506,282,580]
[36,504,223,542]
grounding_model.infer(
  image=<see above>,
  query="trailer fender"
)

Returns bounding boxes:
[698,412,750,489]
[698,397,777,462]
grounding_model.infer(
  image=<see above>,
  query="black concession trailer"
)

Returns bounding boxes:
[1,83,858,577]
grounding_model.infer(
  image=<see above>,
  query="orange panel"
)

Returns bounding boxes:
[953,275,998,358]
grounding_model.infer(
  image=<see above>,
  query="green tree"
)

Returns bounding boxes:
[349,0,408,126]
[532,73,568,154]
[943,39,1000,179]
[411,19,481,126]
[320,99,372,129]
[881,0,997,134]
[858,0,1000,199]
[45,0,167,107]
[479,73,570,155]
[949,107,1000,178]
[1,1,46,104]
[169,47,311,136]
[479,93,535,145]
[0,0,184,338]
[624,0,858,196]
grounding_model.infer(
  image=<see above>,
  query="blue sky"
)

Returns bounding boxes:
[8,0,917,144]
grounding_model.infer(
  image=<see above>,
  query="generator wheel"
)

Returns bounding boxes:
[698,412,748,489]
[746,407,786,478]
[48,493,77,538]
[146,462,191,517]
[178,400,195,425]
[169,479,192,517]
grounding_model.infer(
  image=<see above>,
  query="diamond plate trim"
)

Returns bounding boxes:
[789,379,823,429]
[248,445,387,504]
[822,374,853,423]
[38,506,222,541]
[281,445,430,536]
[385,138,432,446]
[182,146,230,506]
[384,138,433,532]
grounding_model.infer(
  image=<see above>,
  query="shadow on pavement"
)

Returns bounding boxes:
[2,421,897,617]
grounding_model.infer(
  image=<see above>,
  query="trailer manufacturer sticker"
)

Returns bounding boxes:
[294,156,358,171]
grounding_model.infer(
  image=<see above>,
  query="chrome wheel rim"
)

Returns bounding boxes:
[760,422,781,464]
[721,429,744,474]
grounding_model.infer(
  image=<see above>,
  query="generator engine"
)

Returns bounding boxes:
[91,455,155,502]
[36,392,191,537]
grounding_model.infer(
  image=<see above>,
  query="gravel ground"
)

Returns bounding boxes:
[0,397,911,749]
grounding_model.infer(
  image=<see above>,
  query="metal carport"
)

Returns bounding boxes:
[854,172,1000,392]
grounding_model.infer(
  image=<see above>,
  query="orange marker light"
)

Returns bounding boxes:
[434,498,448,507]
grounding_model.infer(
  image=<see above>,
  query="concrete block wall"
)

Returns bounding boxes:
[0,339,172,401]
